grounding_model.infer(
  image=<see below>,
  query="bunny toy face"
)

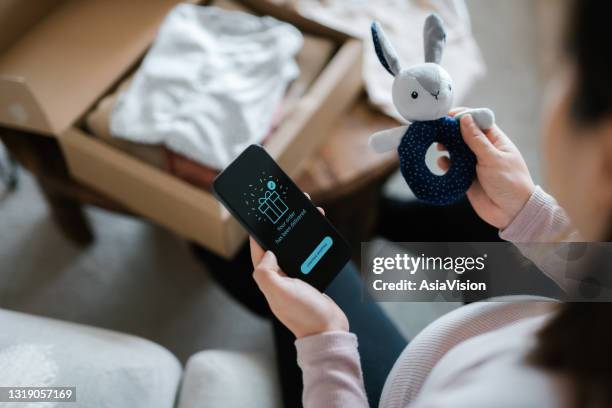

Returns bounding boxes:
[393,64,453,122]
[372,14,453,122]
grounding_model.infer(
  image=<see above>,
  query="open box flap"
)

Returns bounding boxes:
[0,0,187,136]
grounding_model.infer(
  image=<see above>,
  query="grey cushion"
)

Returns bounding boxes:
[0,308,182,408]
[177,350,282,408]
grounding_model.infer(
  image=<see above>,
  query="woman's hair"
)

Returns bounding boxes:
[565,0,612,123]
[528,1,612,407]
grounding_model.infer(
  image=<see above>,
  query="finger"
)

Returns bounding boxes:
[466,181,507,227]
[253,251,284,292]
[304,190,325,215]
[250,237,265,266]
[436,142,447,152]
[449,107,469,117]
[483,125,515,150]
[460,115,497,159]
[437,156,450,172]
[466,181,492,208]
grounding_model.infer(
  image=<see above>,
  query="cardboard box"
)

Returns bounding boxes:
[0,0,188,135]
[0,0,362,257]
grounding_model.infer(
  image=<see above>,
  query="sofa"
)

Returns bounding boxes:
[0,308,282,407]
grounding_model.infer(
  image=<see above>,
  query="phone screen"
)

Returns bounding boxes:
[213,145,351,290]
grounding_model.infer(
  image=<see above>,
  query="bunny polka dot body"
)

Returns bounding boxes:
[398,117,476,205]
[369,14,495,206]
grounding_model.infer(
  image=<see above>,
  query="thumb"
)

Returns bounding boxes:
[253,251,284,293]
[460,114,497,160]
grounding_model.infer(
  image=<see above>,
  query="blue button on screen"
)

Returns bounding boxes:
[301,236,333,274]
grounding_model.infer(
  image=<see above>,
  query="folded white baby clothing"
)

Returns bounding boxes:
[110,4,303,170]
[291,0,485,122]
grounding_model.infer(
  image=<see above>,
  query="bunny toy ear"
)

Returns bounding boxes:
[371,21,401,76]
[423,13,446,64]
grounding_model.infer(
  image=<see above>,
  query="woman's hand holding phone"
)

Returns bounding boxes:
[438,108,536,229]
[250,205,348,339]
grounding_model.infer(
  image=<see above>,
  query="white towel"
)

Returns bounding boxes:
[111,4,303,170]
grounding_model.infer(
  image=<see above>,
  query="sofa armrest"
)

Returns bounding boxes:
[178,350,282,408]
[0,308,182,408]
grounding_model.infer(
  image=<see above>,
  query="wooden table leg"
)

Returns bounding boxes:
[0,128,94,246]
[36,177,94,245]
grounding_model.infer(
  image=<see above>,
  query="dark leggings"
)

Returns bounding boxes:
[192,245,407,407]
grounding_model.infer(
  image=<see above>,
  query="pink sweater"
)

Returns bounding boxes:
[295,186,573,407]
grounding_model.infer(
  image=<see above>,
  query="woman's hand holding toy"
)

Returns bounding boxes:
[249,206,348,339]
[438,109,535,229]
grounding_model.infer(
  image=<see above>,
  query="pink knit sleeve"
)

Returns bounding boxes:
[295,331,369,408]
[500,186,580,292]
[499,186,574,243]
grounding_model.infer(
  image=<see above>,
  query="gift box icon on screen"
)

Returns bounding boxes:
[258,190,288,224]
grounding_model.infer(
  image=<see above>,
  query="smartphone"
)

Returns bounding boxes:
[213,145,351,291]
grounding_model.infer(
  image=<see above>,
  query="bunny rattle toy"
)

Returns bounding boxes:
[369,14,495,205]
